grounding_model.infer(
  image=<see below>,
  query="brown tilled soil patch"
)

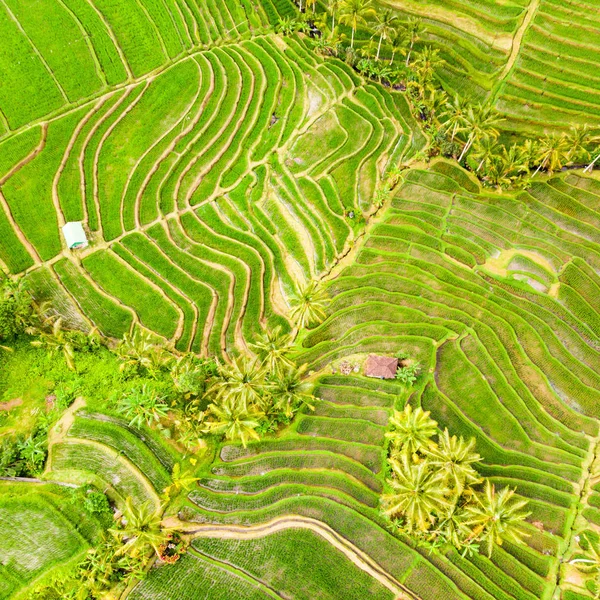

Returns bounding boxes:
[0,398,22,411]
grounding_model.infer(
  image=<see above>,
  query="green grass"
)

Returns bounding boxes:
[192,529,396,600]
[0,485,89,597]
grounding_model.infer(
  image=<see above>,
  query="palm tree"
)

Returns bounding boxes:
[326,0,342,36]
[210,355,267,409]
[443,95,470,142]
[533,133,570,176]
[338,0,376,49]
[385,403,438,457]
[372,9,398,60]
[290,281,329,329]
[306,0,317,13]
[423,87,448,123]
[458,104,503,163]
[499,144,529,185]
[403,17,425,67]
[117,385,169,428]
[463,481,530,557]
[381,453,450,532]
[117,329,172,376]
[110,497,171,558]
[424,429,482,495]
[472,137,498,172]
[266,363,315,418]
[433,501,472,551]
[204,398,264,447]
[412,46,445,99]
[250,326,295,373]
[567,124,599,163]
[389,28,407,65]
[30,317,76,371]
[163,463,199,498]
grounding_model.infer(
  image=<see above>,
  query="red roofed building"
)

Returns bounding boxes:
[364,355,398,379]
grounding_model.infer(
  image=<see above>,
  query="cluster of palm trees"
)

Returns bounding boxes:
[430,99,600,189]
[112,325,316,450]
[203,326,315,447]
[382,404,530,557]
[570,530,600,598]
[283,0,600,190]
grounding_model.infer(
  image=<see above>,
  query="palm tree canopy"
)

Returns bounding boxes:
[204,400,263,447]
[210,355,267,409]
[385,403,438,455]
[250,325,295,373]
[266,363,315,417]
[289,281,329,328]
[110,497,170,557]
[339,0,376,47]
[382,453,451,531]
[463,480,531,557]
[424,429,482,494]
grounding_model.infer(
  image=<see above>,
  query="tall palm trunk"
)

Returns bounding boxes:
[351,25,355,48]
[585,151,600,173]
[458,134,475,163]
[377,34,383,60]
[331,13,335,37]
[405,41,414,67]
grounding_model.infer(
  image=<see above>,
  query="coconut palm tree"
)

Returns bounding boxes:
[30,317,76,371]
[385,403,438,457]
[290,281,329,329]
[326,0,342,36]
[389,28,408,65]
[567,124,599,163]
[458,104,503,163]
[204,398,264,447]
[424,429,482,495]
[472,137,498,172]
[117,329,172,376]
[533,133,570,176]
[250,326,295,374]
[117,385,169,429]
[266,363,315,418]
[381,453,451,532]
[110,497,171,558]
[163,463,199,499]
[403,17,425,67]
[372,9,398,60]
[412,46,444,89]
[463,480,530,557]
[338,0,376,49]
[210,355,267,409]
[443,95,470,143]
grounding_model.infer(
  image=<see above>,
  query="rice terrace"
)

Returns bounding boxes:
[0,0,600,598]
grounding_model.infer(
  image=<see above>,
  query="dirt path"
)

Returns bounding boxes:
[552,427,600,597]
[0,122,47,186]
[165,515,418,600]
[493,0,541,99]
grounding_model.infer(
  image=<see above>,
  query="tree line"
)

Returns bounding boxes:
[280,0,600,191]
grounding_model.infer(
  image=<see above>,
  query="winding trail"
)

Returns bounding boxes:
[165,514,419,600]
[492,0,541,100]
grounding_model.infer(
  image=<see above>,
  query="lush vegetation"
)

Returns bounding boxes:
[0,0,599,599]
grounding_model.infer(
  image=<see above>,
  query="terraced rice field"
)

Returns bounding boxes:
[145,164,600,600]
[0,481,102,599]
[374,0,600,134]
[2,1,600,599]
[46,404,176,510]
[0,9,415,357]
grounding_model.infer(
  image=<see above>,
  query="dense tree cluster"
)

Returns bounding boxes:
[281,0,600,191]
[383,404,530,557]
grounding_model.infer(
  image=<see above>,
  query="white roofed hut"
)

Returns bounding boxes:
[62,222,88,250]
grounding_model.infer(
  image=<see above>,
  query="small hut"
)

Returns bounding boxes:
[62,222,88,250]
[364,355,398,379]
